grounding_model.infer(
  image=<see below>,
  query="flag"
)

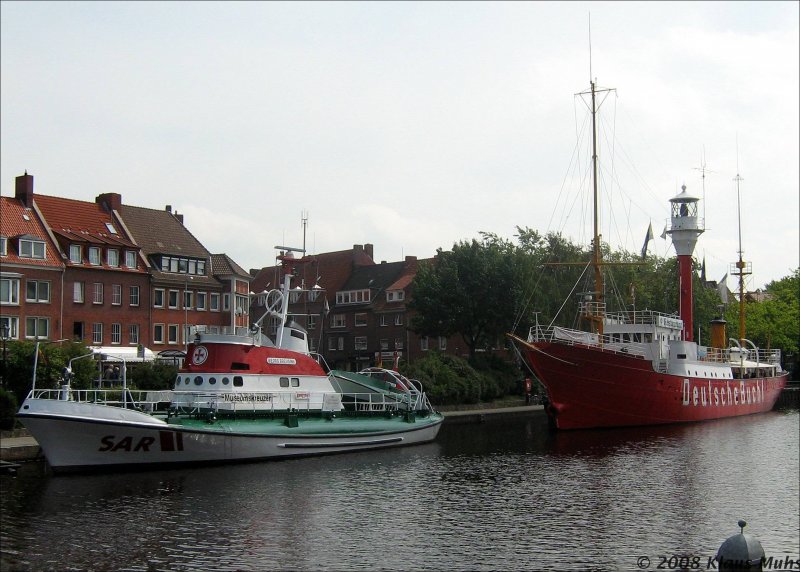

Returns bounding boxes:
[321,298,330,316]
[640,222,655,259]
[717,273,729,304]
[660,224,668,240]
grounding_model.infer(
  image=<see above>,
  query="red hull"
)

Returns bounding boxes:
[522,342,788,430]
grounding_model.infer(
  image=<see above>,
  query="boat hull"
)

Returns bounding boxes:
[18,399,443,472]
[520,341,788,430]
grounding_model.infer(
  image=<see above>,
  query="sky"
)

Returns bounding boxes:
[2,1,798,291]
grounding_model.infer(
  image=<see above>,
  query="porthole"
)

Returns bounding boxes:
[222,377,230,385]
[194,376,203,386]
[209,377,217,385]
[184,378,190,385]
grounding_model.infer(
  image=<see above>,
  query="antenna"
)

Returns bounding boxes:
[693,147,715,223]
[301,210,309,255]
[588,12,593,83]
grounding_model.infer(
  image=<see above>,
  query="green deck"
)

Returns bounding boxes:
[165,410,443,436]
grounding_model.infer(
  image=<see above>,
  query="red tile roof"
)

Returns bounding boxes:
[35,194,136,248]
[0,196,63,268]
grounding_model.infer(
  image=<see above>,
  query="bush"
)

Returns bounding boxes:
[400,352,518,406]
[0,387,19,431]
[129,362,178,390]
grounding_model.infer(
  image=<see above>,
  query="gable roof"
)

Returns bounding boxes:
[211,253,250,279]
[118,204,209,259]
[34,194,136,248]
[0,196,63,268]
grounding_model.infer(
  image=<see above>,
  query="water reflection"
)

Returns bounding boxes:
[2,410,798,571]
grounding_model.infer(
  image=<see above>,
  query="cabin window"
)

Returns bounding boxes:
[290,329,305,340]
[222,377,230,385]
[231,362,250,370]
[291,377,299,387]
[209,377,217,385]
[677,354,687,360]
[194,376,203,386]
[280,377,290,388]
[233,376,244,387]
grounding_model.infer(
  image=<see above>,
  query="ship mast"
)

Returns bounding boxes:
[732,172,751,344]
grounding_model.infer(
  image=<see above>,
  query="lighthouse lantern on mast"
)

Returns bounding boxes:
[666,185,704,342]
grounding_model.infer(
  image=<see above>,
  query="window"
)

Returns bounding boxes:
[92,322,103,344]
[153,288,164,308]
[168,324,179,344]
[93,282,103,304]
[395,337,404,350]
[380,338,389,350]
[73,282,85,303]
[0,316,19,339]
[355,313,367,327]
[210,293,220,312]
[336,289,371,305]
[387,290,405,302]
[354,336,367,350]
[439,336,447,351]
[394,313,404,326]
[0,236,6,256]
[153,324,165,344]
[19,238,45,259]
[105,222,118,234]
[129,286,140,306]
[184,291,193,310]
[107,249,120,267]
[112,284,122,305]
[69,244,82,263]
[129,324,139,344]
[26,280,50,303]
[307,315,317,330]
[328,336,344,351]
[168,290,179,309]
[420,336,429,351]
[0,276,20,305]
[26,317,49,339]
[331,315,346,328]
[88,247,101,265]
[111,323,121,344]
[125,250,137,268]
[196,292,207,311]
[223,294,230,312]
[380,315,387,327]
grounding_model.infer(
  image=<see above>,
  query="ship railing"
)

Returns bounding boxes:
[24,388,173,411]
[527,325,650,359]
[602,309,682,326]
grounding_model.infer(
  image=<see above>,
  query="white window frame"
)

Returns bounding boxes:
[69,244,82,263]
[25,316,50,339]
[210,293,220,312]
[19,238,45,259]
[129,285,140,306]
[111,323,121,345]
[331,315,346,328]
[355,313,367,327]
[439,336,447,351]
[125,250,137,268]
[88,246,101,265]
[26,280,51,303]
[394,313,404,326]
[93,282,103,304]
[168,324,180,344]
[0,316,19,339]
[0,236,7,256]
[420,336,429,351]
[92,322,103,344]
[129,324,139,344]
[0,276,20,305]
[168,290,179,309]
[73,282,84,303]
[112,284,122,306]
[153,288,165,308]
[196,292,207,311]
[354,336,367,351]
[153,324,165,344]
[107,249,120,267]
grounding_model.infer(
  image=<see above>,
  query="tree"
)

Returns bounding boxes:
[409,236,521,360]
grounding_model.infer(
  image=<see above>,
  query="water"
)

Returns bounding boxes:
[2,410,798,571]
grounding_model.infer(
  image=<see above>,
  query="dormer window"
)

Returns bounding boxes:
[0,236,7,256]
[69,244,82,263]
[88,246,101,265]
[387,290,405,302]
[125,250,137,268]
[105,222,118,234]
[107,249,120,267]
[18,237,46,259]
[336,289,371,305]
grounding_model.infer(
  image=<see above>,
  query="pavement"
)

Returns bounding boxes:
[0,404,546,463]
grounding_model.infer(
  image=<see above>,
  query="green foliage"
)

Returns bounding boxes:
[0,387,19,430]
[129,362,178,390]
[399,351,522,405]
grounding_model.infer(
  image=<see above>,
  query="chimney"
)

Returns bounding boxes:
[175,213,184,224]
[165,205,172,213]
[96,192,122,211]
[15,172,34,207]
[354,244,363,254]
[365,243,374,259]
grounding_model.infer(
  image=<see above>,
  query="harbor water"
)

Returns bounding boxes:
[2,409,798,571]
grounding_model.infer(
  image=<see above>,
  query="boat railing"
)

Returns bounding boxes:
[25,387,434,415]
[527,325,650,360]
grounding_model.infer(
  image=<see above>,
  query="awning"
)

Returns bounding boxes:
[91,345,156,362]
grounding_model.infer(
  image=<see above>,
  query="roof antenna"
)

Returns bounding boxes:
[588,12,593,83]
[693,146,715,224]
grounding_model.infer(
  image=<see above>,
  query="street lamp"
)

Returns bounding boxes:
[31,338,69,393]
[0,322,10,389]
[184,275,193,352]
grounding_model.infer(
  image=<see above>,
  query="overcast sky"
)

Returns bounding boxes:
[2,1,797,291]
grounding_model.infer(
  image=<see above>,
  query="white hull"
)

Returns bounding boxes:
[19,398,442,472]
